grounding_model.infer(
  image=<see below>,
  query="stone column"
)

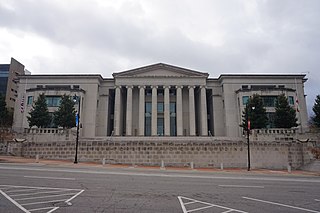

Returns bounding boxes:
[176,86,183,136]
[114,86,121,136]
[151,86,158,136]
[126,86,133,136]
[138,86,145,136]
[188,86,196,136]
[164,86,170,136]
[200,86,208,136]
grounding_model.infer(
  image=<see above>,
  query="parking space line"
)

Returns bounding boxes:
[219,185,264,188]
[243,196,320,213]
[28,206,58,212]
[184,201,197,205]
[0,185,84,213]
[10,190,74,197]
[24,176,75,180]
[15,193,77,201]
[22,199,67,206]
[188,205,215,212]
[178,196,247,213]
[0,184,81,191]
[65,189,84,204]
[0,190,29,213]
[47,207,60,213]
[6,188,41,193]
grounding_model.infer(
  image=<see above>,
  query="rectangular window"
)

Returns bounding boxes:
[157,89,164,96]
[145,89,152,96]
[170,102,176,136]
[169,89,176,96]
[242,96,249,105]
[145,102,152,136]
[27,96,33,105]
[157,102,164,113]
[157,118,164,136]
[46,96,61,107]
[261,96,277,107]
[145,102,152,113]
[170,102,176,113]
[242,85,249,89]
[288,96,294,105]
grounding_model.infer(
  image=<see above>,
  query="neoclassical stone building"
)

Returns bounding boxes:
[13,63,308,138]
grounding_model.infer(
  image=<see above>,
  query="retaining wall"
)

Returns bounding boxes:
[16,137,315,169]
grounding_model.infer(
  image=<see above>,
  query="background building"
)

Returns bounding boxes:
[0,58,30,111]
[13,63,308,138]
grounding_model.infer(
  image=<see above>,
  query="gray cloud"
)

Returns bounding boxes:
[0,0,319,115]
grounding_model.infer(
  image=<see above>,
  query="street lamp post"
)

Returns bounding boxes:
[247,110,251,171]
[246,105,255,171]
[73,95,81,164]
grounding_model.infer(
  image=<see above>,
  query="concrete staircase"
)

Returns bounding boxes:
[301,159,320,172]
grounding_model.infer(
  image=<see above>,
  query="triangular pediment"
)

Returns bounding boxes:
[113,63,209,78]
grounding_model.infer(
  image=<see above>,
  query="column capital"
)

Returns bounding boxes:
[126,85,134,89]
[175,85,183,89]
[188,85,196,89]
[163,85,171,89]
[200,85,207,89]
[138,85,146,89]
[114,85,122,89]
[151,85,158,89]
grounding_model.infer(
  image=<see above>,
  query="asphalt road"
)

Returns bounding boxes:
[0,163,319,213]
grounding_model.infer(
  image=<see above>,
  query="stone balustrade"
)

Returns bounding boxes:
[251,128,297,142]
[21,128,75,142]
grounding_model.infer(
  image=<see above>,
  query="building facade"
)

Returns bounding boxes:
[0,58,28,111]
[13,63,308,138]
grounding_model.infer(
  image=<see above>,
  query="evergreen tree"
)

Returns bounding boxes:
[241,94,268,130]
[27,93,51,128]
[0,94,12,127]
[312,95,320,127]
[274,94,298,128]
[53,95,76,128]
[0,94,8,126]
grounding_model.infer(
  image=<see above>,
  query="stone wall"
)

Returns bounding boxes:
[19,137,315,169]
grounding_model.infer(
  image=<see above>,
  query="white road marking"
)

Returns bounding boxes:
[219,185,264,188]
[6,188,41,193]
[15,192,77,201]
[24,175,75,180]
[47,207,60,213]
[10,190,74,197]
[22,199,67,206]
[0,189,30,213]
[315,199,320,202]
[0,185,84,213]
[243,196,320,213]
[1,165,320,183]
[28,206,58,212]
[0,184,82,191]
[65,189,84,204]
[178,196,247,213]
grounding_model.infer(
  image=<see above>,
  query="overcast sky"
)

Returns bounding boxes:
[0,0,319,116]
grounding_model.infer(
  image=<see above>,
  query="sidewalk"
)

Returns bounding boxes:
[0,155,319,176]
